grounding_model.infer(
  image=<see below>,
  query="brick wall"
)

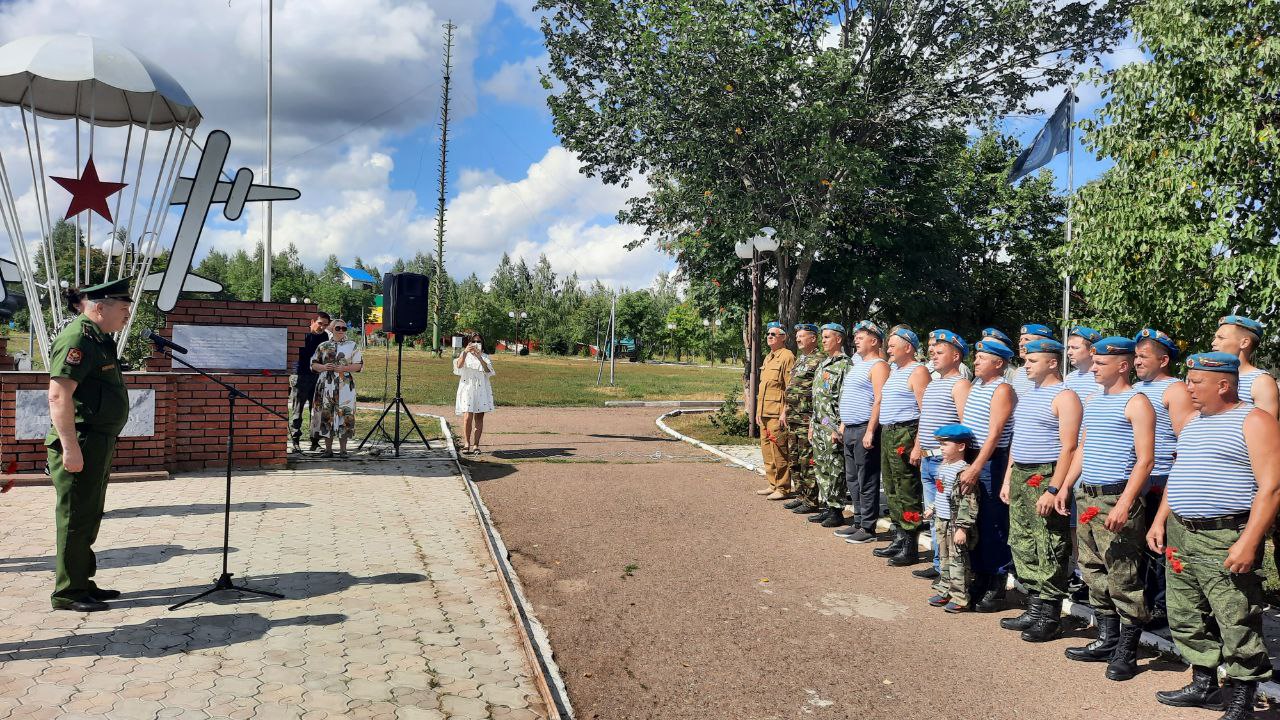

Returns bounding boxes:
[1,300,313,474]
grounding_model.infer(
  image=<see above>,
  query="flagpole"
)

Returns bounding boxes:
[1062,86,1075,369]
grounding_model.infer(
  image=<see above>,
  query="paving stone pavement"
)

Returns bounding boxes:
[0,453,549,720]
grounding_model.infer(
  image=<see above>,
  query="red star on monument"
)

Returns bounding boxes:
[50,156,127,223]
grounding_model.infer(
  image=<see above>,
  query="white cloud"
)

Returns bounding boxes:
[482,53,552,110]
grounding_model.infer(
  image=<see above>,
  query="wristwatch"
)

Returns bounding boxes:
[1045,486,1060,496]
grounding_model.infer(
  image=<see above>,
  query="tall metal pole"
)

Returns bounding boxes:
[432,22,456,354]
[748,247,762,438]
[1062,86,1075,370]
[262,0,273,302]
[608,293,617,385]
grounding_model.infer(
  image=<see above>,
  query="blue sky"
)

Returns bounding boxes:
[0,2,1140,292]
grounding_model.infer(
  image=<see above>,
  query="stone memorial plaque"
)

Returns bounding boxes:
[15,389,156,440]
[171,325,288,370]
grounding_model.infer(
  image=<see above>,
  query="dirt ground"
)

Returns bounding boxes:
[421,405,1279,720]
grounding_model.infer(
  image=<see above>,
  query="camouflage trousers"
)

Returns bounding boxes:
[881,422,922,532]
[931,517,976,606]
[1008,462,1072,601]
[1075,490,1149,624]
[1166,514,1271,682]
[787,416,818,503]
[812,417,847,509]
[760,416,791,493]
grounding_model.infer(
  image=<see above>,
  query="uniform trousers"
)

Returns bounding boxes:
[1075,490,1149,624]
[881,422,922,532]
[1007,461,1072,601]
[759,416,790,492]
[48,430,117,605]
[788,417,818,503]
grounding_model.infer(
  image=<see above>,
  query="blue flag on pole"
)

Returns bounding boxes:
[1008,91,1073,183]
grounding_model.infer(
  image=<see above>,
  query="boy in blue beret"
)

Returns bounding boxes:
[926,424,983,613]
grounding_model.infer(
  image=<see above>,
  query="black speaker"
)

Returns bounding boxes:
[383,272,429,334]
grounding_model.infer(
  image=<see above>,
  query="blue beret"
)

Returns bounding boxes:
[1219,315,1263,337]
[1020,323,1055,339]
[934,423,976,443]
[1185,351,1240,374]
[794,323,819,335]
[892,328,920,349]
[1024,338,1064,354]
[853,320,884,339]
[929,329,968,355]
[765,321,784,331]
[975,338,1014,360]
[1134,328,1179,359]
[1070,326,1102,343]
[982,327,1012,345]
[820,323,846,335]
[1093,336,1136,355]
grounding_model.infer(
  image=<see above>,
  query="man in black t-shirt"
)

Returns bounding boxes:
[292,311,331,452]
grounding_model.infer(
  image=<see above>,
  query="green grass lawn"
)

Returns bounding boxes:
[355,349,742,407]
[662,410,754,446]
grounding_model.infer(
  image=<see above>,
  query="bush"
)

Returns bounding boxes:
[708,386,749,437]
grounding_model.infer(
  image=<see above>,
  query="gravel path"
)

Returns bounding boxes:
[419,405,1279,720]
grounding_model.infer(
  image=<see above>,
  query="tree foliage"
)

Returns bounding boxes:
[1068,0,1280,347]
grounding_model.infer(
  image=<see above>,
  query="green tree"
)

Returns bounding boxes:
[664,302,702,361]
[538,0,1131,331]
[1067,0,1280,349]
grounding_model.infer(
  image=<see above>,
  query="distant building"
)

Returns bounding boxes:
[338,266,376,290]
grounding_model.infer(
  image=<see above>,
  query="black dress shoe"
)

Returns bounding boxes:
[88,588,121,600]
[53,599,110,612]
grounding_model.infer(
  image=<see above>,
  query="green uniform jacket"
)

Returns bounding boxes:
[785,350,824,419]
[46,315,130,443]
[811,352,851,433]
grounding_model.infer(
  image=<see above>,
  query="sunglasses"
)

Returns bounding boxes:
[766,332,784,337]
[334,326,348,331]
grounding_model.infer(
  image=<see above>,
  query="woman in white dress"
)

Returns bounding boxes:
[310,321,363,458]
[454,332,495,455]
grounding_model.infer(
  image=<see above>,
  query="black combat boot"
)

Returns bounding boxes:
[807,507,831,523]
[873,529,906,557]
[820,510,846,528]
[1021,597,1063,643]
[1000,593,1038,631]
[783,498,805,510]
[975,574,1007,612]
[792,501,818,514]
[1156,666,1225,710]
[1105,622,1143,681]
[1218,679,1257,720]
[1065,614,1120,662]
[887,531,920,566]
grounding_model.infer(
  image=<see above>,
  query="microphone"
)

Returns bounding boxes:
[142,328,188,355]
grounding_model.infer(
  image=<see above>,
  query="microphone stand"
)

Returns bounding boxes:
[160,346,287,611]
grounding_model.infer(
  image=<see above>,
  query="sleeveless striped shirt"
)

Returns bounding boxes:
[1136,377,1179,476]
[1239,369,1271,405]
[934,460,967,520]
[1167,404,1256,517]
[1010,382,1070,464]
[919,375,963,450]
[1080,388,1149,486]
[839,356,885,425]
[1010,366,1035,399]
[963,376,1014,450]
[879,362,921,424]
[1065,368,1103,402]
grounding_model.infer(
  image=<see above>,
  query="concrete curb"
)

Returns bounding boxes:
[655,409,1280,697]
[607,400,728,408]
[429,413,576,720]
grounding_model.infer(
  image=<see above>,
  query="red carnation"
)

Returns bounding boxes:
[1165,546,1178,560]
[1080,506,1101,523]
[896,445,906,456]
[903,511,920,523]
[809,459,816,467]
[935,479,944,493]
[261,369,272,376]
[1027,474,1043,488]
[1170,558,1184,574]
[4,460,15,475]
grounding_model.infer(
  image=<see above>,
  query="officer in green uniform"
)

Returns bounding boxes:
[808,323,852,526]
[782,323,825,514]
[47,277,134,612]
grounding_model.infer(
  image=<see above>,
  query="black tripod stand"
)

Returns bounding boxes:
[163,348,286,611]
[358,334,430,456]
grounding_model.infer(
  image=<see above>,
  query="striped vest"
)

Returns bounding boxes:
[879,362,921,424]
[1011,382,1069,464]
[1010,365,1035,399]
[1136,377,1180,476]
[1167,404,1256,518]
[963,376,1014,450]
[1080,388,1149,486]
[1065,368,1103,402]
[919,375,963,450]
[1239,369,1271,406]
[839,356,885,425]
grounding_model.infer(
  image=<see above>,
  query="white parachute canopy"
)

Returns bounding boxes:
[0,33,203,364]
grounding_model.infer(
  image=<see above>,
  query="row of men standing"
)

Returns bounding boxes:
[752,317,1279,720]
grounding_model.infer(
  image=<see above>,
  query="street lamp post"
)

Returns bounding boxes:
[702,318,712,362]
[735,226,778,439]
[665,321,676,361]
[508,310,528,355]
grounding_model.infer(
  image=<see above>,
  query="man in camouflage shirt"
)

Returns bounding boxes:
[782,323,825,514]
[808,323,853,526]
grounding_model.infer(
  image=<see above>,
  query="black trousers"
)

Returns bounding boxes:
[291,375,318,441]
[842,423,882,531]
